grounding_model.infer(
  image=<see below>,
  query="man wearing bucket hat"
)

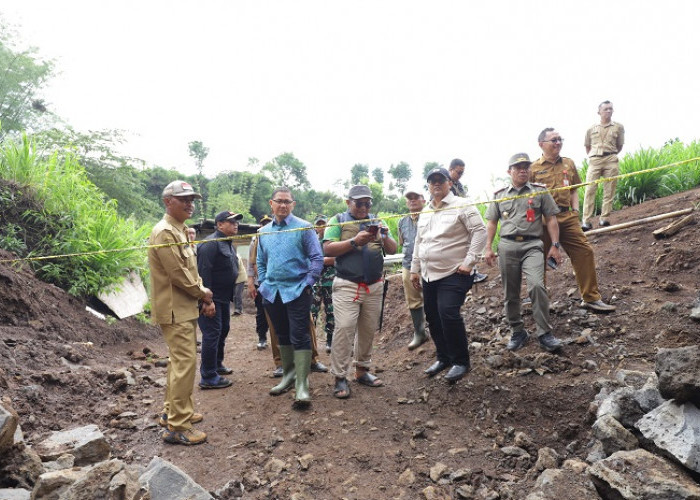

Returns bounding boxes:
[484,153,563,352]
[398,186,428,350]
[149,180,213,445]
[196,210,243,390]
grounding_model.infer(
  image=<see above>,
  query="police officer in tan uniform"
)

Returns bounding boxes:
[530,128,616,312]
[582,101,625,230]
[485,153,563,352]
[149,180,214,445]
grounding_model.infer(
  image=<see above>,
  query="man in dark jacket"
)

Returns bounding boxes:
[196,210,242,389]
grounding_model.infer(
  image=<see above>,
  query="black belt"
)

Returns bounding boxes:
[557,206,571,212]
[502,235,539,242]
[596,151,617,157]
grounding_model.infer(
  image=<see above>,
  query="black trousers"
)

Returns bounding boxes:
[422,273,474,366]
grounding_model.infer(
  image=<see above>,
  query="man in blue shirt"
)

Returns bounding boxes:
[256,187,324,409]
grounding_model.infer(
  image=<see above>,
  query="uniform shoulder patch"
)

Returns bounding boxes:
[493,186,508,195]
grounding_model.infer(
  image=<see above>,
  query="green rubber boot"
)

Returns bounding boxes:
[408,307,428,350]
[293,349,312,408]
[269,345,295,395]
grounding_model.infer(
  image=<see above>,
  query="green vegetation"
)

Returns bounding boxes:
[578,139,700,212]
[0,133,149,296]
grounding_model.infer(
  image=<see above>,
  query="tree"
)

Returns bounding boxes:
[188,140,209,214]
[0,24,55,135]
[350,163,369,185]
[423,161,442,179]
[372,167,384,184]
[207,170,273,222]
[188,140,209,177]
[388,161,412,194]
[262,152,310,190]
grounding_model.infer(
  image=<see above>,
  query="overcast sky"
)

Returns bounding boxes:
[3,0,699,200]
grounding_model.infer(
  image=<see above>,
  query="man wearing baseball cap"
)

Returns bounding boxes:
[323,185,398,399]
[196,210,243,390]
[484,153,563,353]
[410,168,487,382]
[398,186,428,350]
[149,180,212,445]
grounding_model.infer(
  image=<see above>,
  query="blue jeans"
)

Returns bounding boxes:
[263,289,312,350]
[422,273,474,366]
[198,299,230,382]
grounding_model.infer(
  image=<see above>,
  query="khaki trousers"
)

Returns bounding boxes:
[330,277,383,378]
[542,211,602,303]
[583,154,619,223]
[498,239,551,335]
[402,267,423,309]
[160,320,197,431]
[268,311,321,367]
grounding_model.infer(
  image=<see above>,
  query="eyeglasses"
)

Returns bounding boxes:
[427,177,447,185]
[271,199,294,205]
[353,200,372,208]
[543,137,564,144]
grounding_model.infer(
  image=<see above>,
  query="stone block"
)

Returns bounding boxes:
[137,456,212,500]
[636,399,700,473]
[34,425,110,466]
[592,415,638,456]
[589,449,700,499]
[657,346,700,405]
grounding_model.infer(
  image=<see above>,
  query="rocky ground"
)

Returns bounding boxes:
[1,187,699,499]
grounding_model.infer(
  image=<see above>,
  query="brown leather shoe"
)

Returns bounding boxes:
[162,426,207,446]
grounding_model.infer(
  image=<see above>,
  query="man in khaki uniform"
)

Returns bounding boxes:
[485,153,563,352]
[582,100,625,230]
[530,128,616,312]
[149,180,214,445]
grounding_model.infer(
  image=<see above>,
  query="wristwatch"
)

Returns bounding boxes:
[552,242,561,249]
[349,238,359,249]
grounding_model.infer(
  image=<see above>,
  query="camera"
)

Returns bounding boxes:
[366,225,379,236]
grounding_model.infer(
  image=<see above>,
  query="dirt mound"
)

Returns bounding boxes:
[1,188,699,498]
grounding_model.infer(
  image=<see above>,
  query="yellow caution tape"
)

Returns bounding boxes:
[1,156,697,264]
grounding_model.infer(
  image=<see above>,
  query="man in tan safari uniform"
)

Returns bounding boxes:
[530,128,616,313]
[582,100,625,230]
[148,180,214,445]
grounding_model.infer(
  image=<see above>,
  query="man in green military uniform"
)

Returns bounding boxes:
[310,214,336,353]
[484,153,563,352]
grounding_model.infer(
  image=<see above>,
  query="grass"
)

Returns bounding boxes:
[578,139,700,213]
[0,133,150,297]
